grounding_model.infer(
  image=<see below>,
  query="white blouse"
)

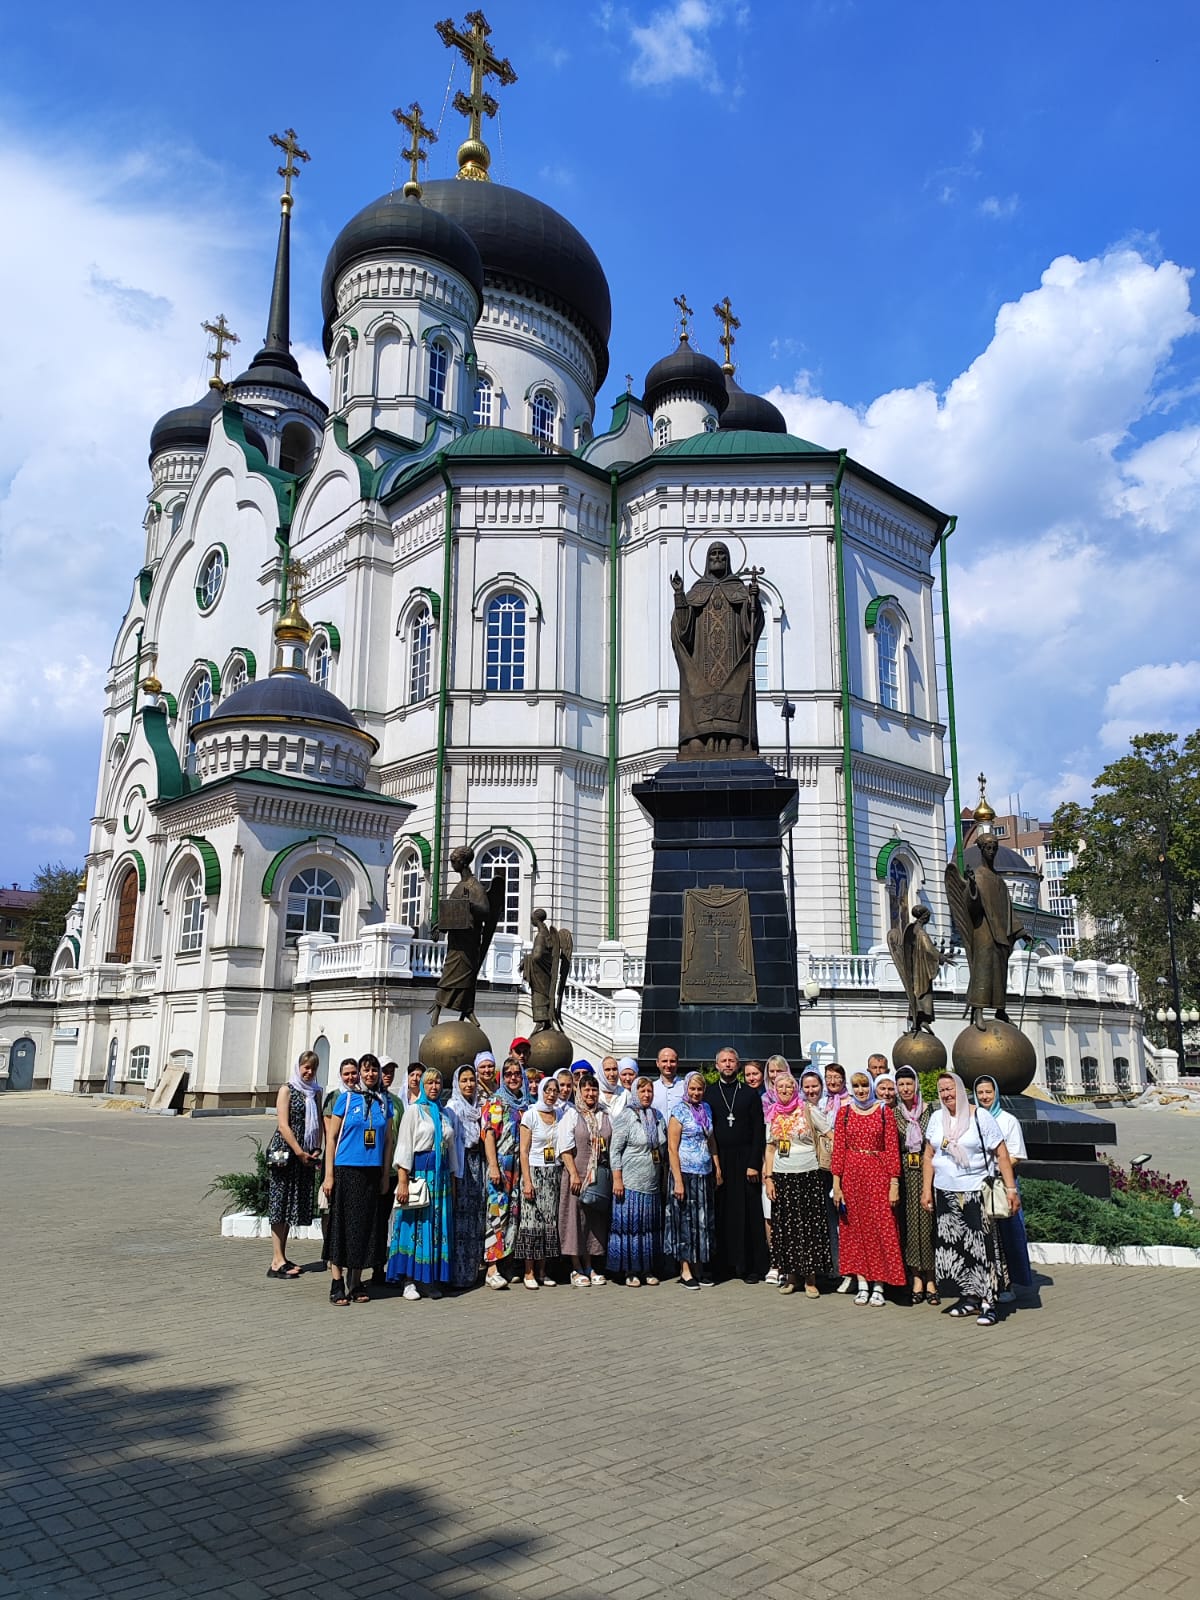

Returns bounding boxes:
[394,1103,460,1178]
[521,1107,560,1164]
[926,1107,1003,1193]
[985,1104,1027,1161]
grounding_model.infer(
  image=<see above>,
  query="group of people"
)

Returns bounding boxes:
[265,1041,1032,1326]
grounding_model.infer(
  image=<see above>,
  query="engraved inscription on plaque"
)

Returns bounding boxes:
[679,885,758,1005]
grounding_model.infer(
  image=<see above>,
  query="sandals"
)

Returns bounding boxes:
[948,1300,980,1318]
[626,1276,642,1288]
[926,1291,941,1307]
[589,1272,607,1287]
[976,1306,998,1326]
[350,1286,370,1304]
[868,1286,885,1308]
[645,1275,660,1286]
[522,1275,540,1291]
[778,1279,796,1295]
[329,1278,350,1306]
[266,1264,301,1280]
[853,1286,869,1306]
[836,1275,854,1294]
[804,1282,821,1298]
[570,1271,590,1288]
[910,1289,926,1305]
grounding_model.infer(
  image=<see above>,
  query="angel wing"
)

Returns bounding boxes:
[553,926,573,1025]
[943,863,977,961]
[478,875,505,969]
[887,921,920,1019]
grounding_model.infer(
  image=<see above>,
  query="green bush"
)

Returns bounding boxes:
[205,1135,272,1217]
[1020,1177,1200,1251]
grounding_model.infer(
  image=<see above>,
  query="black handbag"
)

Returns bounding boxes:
[265,1130,292,1170]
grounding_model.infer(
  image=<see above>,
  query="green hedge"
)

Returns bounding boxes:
[1021,1177,1200,1251]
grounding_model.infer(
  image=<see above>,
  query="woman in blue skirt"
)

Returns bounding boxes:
[608,1076,666,1286]
[388,1067,457,1301]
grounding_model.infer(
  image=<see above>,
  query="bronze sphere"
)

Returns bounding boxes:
[419,1020,492,1080]
[525,1029,574,1077]
[891,1031,947,1076]
[951,1018,1037,1094]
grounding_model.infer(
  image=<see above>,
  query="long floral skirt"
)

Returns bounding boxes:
[514,1163,560,1259]
[898,1157,936,1275]
[664,1171,715,1266]
[450,1144,487,1289]
[933,1187,1007,1303]
[387,1150,452,1285]
[268,1154,317,1230]
[483,1145,521,1264]
[770,1171,834,1278]
[327,1165,382,1271]
[606,1187,663,1274]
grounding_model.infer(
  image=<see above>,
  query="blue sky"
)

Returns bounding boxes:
[2,0,1200,886]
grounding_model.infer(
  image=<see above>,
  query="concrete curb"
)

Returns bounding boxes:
[220,1213,322,1240]
[1029,1241,1200,1269]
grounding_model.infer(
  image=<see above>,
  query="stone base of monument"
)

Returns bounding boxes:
[526,1029,574,1076]
[633,759,802,1070]
[419,1019,492,1079]
[1003,1096,1117,1199]
[891,1031,947,1076]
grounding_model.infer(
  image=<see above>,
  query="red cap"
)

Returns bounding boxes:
[510,1036,530,1050]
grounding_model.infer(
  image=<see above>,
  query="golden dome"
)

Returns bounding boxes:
[973,771,996,823]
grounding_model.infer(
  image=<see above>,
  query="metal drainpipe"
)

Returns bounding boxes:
[831,449,860,953]
[939,514,964,871]
[130,626,143,731]
[607,470,620,941]
[433,455,455,920]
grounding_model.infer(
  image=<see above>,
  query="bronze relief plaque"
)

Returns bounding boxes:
[679,885,758,1005]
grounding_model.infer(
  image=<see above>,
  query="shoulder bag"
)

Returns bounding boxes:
[977,1114,1011,1218]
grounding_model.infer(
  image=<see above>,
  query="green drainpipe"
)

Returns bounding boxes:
[939,514,964,871]
[433,456,455,920]
[130,625,143,731]
[606,470,620,941]
[831,449,860,954]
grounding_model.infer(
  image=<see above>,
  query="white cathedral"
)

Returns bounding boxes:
[0,17,1147,1102]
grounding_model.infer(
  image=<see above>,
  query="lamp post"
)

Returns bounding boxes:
[1157,850,1191,1069]
[781,697,798,988]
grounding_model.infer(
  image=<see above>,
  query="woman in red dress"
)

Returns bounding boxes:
[830,1069,906,1306]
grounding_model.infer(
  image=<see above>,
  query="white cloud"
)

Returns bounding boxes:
[627,1,724,92]
[27,825,79,850]
[978,193,1019,220]
[766,245,1200,817]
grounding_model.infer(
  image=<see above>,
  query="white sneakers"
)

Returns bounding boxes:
[765,1267,780,1285]
[486,1270,508,1290]
[402,1282,420,1301]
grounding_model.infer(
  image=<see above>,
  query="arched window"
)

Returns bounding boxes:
[279,421,317,476]
[1045,1055,1066,1093]
[877,614,900,711]
[478,843,520,934]
[197,549,225,610]
[225,658,248,695]
[409,604,432,703]
[178,870,206,953]
[310,637,331,690]
[485,592,526,692]
[1114,1056,1131,1090]
[170,501,185,536]
[473,374,494,428]
[1081,1056,1100,1092]
[754,618,769,694]
[702,415,717,433]
[337,341,352,407]
[397,851,424,932]
[655,416,671,449]
[530,391,556,448]
[185,673,213,730]
[427,342,448,410]
[285,866,343,942]
[110,867,138,964]
[887,856,911,931]
[127,1046,151,1084]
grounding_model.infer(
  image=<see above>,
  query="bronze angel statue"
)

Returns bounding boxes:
[429,845,505,1026]
[887,904,949,1035]
[944,836,1026,1029]
[522,908,573,1032]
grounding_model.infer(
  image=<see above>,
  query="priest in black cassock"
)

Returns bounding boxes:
[704,1047,769,1282]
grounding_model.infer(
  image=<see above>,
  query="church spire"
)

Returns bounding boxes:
[435,10,517,182]
[246,128,310,380]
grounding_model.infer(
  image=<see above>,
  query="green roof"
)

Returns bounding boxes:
[442,427,547,459]
[155,766,411,811]
[655,429,827,458]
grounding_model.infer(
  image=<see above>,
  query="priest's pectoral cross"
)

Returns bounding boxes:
[393,100,437,196]
[202,313,239,390]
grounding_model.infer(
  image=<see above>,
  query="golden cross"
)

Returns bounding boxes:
[714,295,741,371]
[269,127,310,210]
[393,101,438,197]
[202,314,239,389]
[286,558,307,598]
[674,293,694,342]
[436,10,517,178]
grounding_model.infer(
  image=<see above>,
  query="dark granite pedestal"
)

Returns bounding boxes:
[634,759,803,1070]
[1004,1096,1117,1198]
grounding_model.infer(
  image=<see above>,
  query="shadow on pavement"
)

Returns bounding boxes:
[0,1351,546,1598]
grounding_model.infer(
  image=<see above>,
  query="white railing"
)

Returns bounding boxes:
[32,977,58,1000]
[308,940,364,978]
[798,948,1141,1008]
[0,962,160,1007]
[809,953,877,988]
[411,939,446,979]
[624,954,645,987]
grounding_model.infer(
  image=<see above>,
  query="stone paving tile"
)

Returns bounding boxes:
[1,1094,1198,1600]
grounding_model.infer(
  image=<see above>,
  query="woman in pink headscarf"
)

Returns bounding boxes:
[921,1071,1020,1327]
[762,1072,833,1295]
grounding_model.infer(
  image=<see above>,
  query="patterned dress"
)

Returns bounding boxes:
[267,1088,317,1229]
[893,1103,935,1275]
[664,1100,716,1266]
[830,1103,906,1285]
[479,1096,523,1264]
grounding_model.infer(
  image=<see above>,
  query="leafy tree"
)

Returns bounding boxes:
[1050,732,1200,1042]
[23,862,83,974]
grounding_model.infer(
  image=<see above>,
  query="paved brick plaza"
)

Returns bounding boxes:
[1,1095,1197,1600]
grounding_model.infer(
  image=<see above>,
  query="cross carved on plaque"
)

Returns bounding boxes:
[436,9,517,169]
[713,295,740,371]
[202,314,239,390]
[393,101,438,196]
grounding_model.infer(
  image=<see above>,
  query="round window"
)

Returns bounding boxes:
[196,548,226,611]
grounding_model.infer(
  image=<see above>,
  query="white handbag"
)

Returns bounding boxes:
[398,1175,431,1210]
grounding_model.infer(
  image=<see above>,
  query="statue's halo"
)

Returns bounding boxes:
[686,533,748,579]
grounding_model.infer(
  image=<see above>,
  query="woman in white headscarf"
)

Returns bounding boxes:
[921,1071,1020,1326]
[516,1072,563,1289]
[446,1062,487,1291]
[266,1050,324,1280]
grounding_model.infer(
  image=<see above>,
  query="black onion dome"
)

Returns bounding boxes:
[204,674,360,732]
[148,385,223,462]
[321,194,485,350]
[420,179,611,386]
[719,372,787,434]
[642,339,729,416]
[228,355,321,407]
